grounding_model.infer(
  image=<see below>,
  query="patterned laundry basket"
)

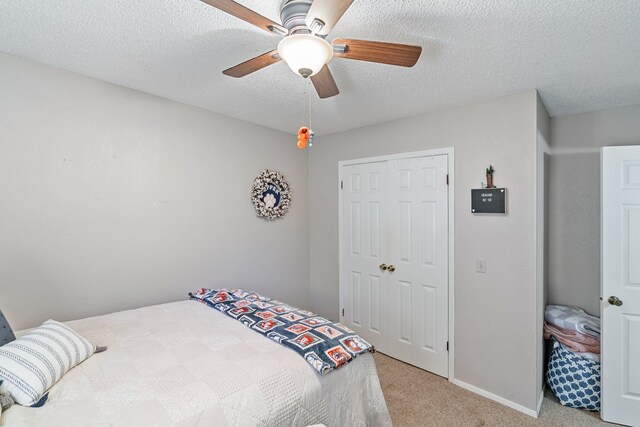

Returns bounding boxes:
[546,338,600,410]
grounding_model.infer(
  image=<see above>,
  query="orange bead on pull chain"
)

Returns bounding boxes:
[297,126,309,149]
[298,126,309,140]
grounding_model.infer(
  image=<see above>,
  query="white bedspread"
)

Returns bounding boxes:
[1,301,390,427]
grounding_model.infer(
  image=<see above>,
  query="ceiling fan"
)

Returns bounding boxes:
[200,0,422,99]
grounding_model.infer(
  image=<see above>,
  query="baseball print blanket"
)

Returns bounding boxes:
[189,288,374,375]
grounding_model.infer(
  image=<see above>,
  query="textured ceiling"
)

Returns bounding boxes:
[1,0,639,135]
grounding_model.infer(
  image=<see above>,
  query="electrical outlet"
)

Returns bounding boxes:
[476,259,487,273]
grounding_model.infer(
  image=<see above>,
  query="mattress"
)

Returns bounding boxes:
[1,300,391,427]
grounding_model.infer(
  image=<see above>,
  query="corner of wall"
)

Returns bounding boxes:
[534,90,551,409]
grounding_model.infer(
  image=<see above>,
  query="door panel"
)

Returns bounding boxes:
[341,162,389,353]
[623,314,640,397]
[370,275,381,332]
[422,202,436,265]
[626,206,640,285]
[351,271,362,326]
[350,202,361,255]
[387,155,449,377]
[601,146,640,425]
[399,202,412,262]
[369,202,381,258]
[399,280,413,343]
[422,284,437,351]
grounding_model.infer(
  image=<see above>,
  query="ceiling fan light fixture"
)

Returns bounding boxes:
[277,34,333,77]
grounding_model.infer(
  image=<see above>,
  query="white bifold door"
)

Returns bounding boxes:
[340,153,449,377]
[601,146,640,426]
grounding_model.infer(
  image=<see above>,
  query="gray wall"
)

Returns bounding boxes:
[0,53,309,330]
[309,91,541,411]
[549,105,640,316]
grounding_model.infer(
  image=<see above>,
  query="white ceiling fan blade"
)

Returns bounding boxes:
[305,0,354,36]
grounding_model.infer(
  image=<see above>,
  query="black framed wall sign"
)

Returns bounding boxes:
[471,188,507,214]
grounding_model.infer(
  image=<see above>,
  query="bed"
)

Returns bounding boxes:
[0,300,391,426]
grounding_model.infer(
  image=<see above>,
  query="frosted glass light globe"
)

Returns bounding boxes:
[277,34,333,77]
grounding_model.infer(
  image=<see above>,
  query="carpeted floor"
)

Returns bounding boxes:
[374,352,619,427]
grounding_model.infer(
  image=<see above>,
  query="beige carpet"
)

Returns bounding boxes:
[374,352,619,427]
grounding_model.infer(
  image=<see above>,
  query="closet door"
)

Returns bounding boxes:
[601,146,640,426]
[387,155,449,377]
[341,161,390,353]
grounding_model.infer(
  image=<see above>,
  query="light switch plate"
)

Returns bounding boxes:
[476,259,487,273]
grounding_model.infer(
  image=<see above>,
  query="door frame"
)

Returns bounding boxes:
[338,147,455,380]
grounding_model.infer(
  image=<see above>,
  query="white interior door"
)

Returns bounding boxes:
[340,152,449,377]
[602,146,640,426]
[341,161,390,354]
[387,155,449,376]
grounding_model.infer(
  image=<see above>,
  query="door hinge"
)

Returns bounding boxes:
[341,308,345,316]
[340,180,343,190]
[446,341,449,352]
[446,174,449,186]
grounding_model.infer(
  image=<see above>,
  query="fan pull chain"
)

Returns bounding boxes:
[307,79,313,147]
[304,77,308,118]
[296,79,314,150]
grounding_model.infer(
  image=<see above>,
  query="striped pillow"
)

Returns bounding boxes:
[0,320,96,406]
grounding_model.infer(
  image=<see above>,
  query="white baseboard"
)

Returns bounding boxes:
[450,379,540,418]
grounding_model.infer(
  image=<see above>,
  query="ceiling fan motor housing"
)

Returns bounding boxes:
[280,0,313,34]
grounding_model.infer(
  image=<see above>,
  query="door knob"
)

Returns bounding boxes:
[379,263,388,271]
[608,296,623,307]
[388,264,396,273]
